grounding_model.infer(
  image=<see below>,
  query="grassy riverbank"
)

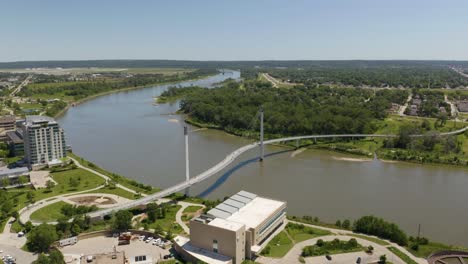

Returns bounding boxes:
[67,152,159,195]
[52,71,218,119]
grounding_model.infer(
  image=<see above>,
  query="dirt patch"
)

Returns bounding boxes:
[69,196,117,205]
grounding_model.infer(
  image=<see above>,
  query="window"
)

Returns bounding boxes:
[134,255,147,262]
[213,239,218,253]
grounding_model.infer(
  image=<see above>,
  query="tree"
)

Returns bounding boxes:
[379,254,387,264]
[32,249,65,264]
[146,203,158,222]
[68,177,79,189]
[27,191,35,203]
[335,220,341,228]
[1,177,9,187]
[46,180,55,192]
[24,221,34,232]
[33,254,51,264]
[26,224,58,252]
[18,175,28,185]
[112,210,133,231]
[342,219,351,229]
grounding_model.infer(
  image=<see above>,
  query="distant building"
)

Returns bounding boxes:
[0,115,17,142]
[21,116,67,168]
[6,130,24,156]
[174,191,287,264]
[457,101,468,112]
[0,167,29,186]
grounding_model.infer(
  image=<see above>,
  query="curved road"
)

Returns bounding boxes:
[87,126,468,219]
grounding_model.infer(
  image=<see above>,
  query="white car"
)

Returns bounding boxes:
[145,237,153,243]
[138,235,145,241]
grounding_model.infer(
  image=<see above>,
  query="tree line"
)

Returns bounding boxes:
[177,81,408,137]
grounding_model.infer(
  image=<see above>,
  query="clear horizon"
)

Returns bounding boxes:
[1,0,468,62]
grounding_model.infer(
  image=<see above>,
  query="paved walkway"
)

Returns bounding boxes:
[259,220,428,264]
[175,202,205,234]
[20,192,132,225]
[70,157,147,197]
[257,235,408,264]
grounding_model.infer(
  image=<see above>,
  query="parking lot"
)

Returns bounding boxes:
[60,235,171,263]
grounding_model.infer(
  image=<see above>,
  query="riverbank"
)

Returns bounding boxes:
[52,72,218,119]
[184,116,468,167]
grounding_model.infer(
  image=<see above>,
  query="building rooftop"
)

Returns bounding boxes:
[226,197,285,229]
[0,115,16,124]
[25,115,56,126]
[0,167,29,178]
[207,191,286,230]
[208,218,244,232]
[6,131,23,144]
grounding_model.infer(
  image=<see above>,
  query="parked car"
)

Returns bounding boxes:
[356,257,361,263]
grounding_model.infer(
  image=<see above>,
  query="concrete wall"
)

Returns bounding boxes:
[190,221,245,264]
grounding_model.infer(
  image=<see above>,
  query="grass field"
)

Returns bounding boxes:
[406,242,468,258]
[388,247,418,264]
[262,223,331,258]
[68,152,158,195]
[286,223,331,242]
[183,205,203,214]
[30,201,69,222]
[348,234,390,246]
[262,231,294,258]
[83,186,137,200]
[147,204,183,234]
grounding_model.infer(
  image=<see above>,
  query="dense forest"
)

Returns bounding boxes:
[178,81,407,136]
[245,66,468,88]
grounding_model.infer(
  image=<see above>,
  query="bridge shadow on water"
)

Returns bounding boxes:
[197,149,293,198]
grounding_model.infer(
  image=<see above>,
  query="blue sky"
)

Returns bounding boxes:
[1,0,467,61]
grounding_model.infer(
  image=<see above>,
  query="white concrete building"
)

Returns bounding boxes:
[174,191,287,264]
[21,116,67,168]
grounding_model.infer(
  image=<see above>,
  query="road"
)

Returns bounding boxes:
[451,67,468,79]
[87,126,468,219]
[444,95,459,121]
[10,75,32,97]
[399,92,413,116]
[262,73,279,87]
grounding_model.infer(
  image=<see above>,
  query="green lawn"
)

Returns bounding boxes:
[30,201,69,222]
[406,242,468,258]
[348,234,390,246]
[286,223,331,242]
[68,152,158,195]
[183,205,203,214]
[147,204,183,234]
[52,168,106,192]
[0,168,105,229]
[301,238,366,257]
[388,247,418,264]
[83,186,137,200]
[262,231,294,258]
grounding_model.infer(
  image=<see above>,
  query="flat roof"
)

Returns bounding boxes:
[208,218,244,232]
[174,236,231,264]
[226,197,285,229]
[25,115,56,126]
[6,131,23,144]
[207,208,232,219]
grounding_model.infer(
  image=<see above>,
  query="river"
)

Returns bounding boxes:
[57,70,468,246]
